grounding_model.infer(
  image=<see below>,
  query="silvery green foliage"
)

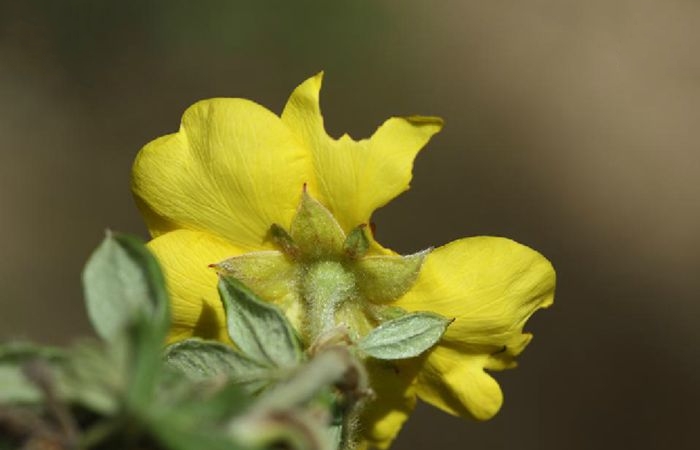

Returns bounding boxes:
[164,276,306,396]
[358,312,452,360]
[0,233,355,450]
[0,232,449,450]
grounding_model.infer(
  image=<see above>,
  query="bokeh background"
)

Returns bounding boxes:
[1,1,699,448]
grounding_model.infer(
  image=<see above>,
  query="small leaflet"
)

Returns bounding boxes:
[82,232,169,341]
[358,312,452,360]
[218,276,301,368]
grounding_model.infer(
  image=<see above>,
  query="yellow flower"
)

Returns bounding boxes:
[132,73,555,449]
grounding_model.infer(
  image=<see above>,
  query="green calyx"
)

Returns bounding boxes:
[215,191,430,343]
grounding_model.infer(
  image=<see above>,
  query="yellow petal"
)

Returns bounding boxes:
[358,359,421,450]
[416,348,503,420]
[147,229,243,343]
[281,73,443,234]
[133,98,313,250]
[394,236,555,419]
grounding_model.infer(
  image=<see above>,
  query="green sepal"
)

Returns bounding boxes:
[355,250,430,303]
[219,276,302,368]
[358,311,452,360]
[215,251,299,308]
[289,190,345,260]
[164,339,272,393]
[343,225,369,260]
[82,232,169,342]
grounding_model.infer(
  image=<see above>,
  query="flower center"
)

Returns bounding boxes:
[302,260,356,335]
[215,191,429,343]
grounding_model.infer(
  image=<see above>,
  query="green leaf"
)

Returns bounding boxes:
[82,232,169,341]
[230,408,332,450]
[150,412,246,450]
[0,341,66,363]
[149,377,252,450]
[219,277,301,368]
[0,341,123,414]
[82,233,171,412]
[233,347,367,450]
[60,340,127,414]
[254,347,363,411]
[164,339,272,393]
[0,364,42,403]
[153,377,252,427]
[0,342,66,405]
[358,312,452,360]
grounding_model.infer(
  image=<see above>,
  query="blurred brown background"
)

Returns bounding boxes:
[1,1,699,448]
